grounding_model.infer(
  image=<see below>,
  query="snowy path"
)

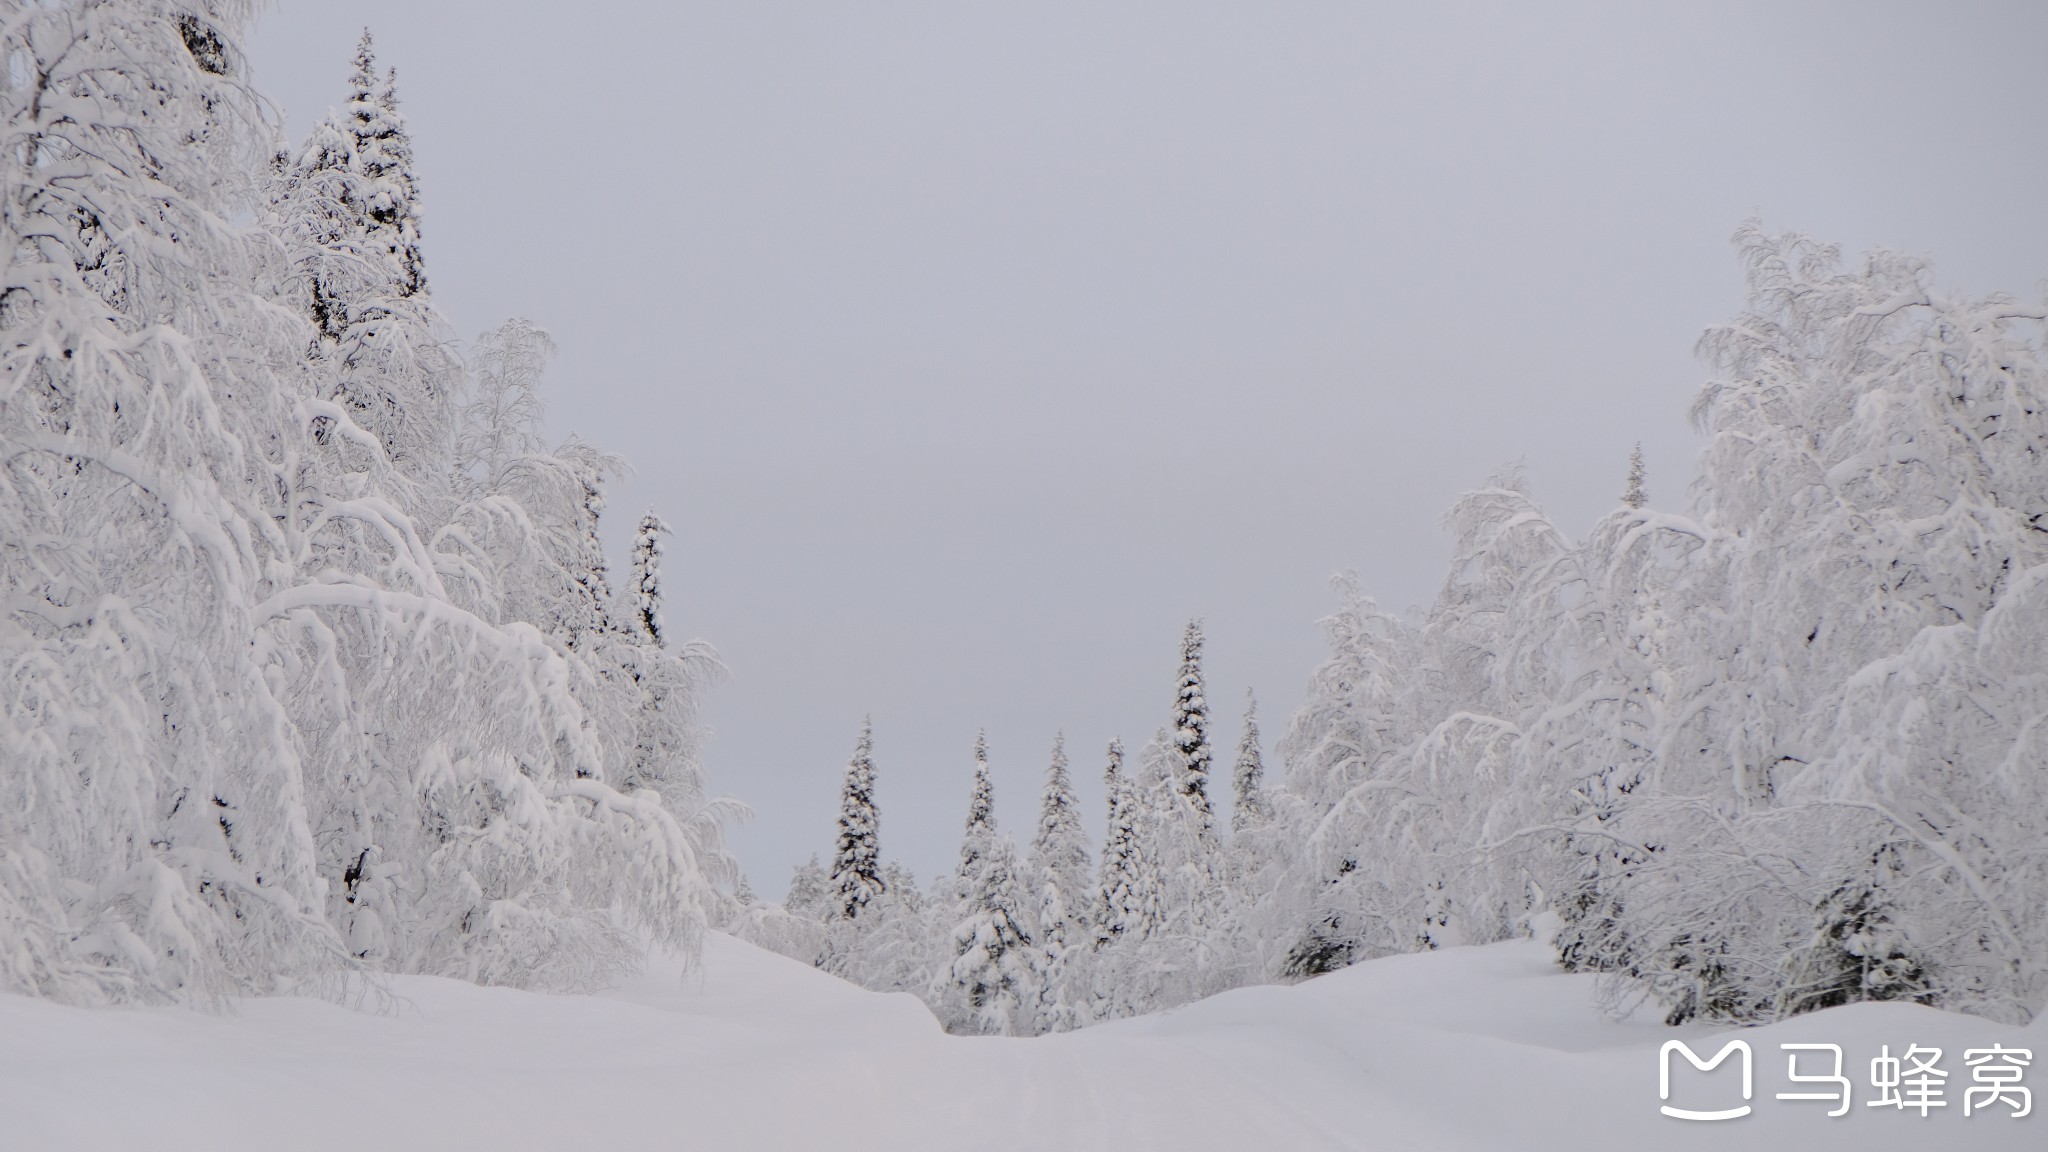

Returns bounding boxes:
[3,933,2041,1150]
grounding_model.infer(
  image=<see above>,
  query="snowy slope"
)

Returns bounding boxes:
[3,933,2040,1151]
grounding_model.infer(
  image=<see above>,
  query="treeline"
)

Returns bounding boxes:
[0,7,733,1005]
[746,227,2048,1033]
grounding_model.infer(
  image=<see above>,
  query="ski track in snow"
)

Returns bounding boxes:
[3,933,2041,1151]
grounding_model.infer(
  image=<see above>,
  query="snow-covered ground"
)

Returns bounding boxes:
[3,933,2040,1151]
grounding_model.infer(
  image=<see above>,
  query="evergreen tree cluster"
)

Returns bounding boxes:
[0,9,734,1005]
[742,620,1281,1034]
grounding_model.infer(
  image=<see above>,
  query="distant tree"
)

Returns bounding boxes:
[629,511,670,646]
[1172,620,1217,834]
[1092,739,1151,949]
[785,856,830,922]
[837,860,934,994]
[954,731,999,901]
[943,836,1039,1035]
[1620,442,1648,509]
[453,317,552,495]
[1231,690,1272,832]
[829,720,886,921]
[1027,733,1094,1031]
[269,29,453,502]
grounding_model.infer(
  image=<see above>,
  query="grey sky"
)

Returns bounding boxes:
[246,2,2048,895]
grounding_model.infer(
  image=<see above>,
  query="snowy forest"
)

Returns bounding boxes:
[5,0,2048,1059]
[0,3,734,1004]
[744,229,2048,1035]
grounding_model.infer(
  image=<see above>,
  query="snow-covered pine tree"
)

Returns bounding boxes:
[1131,623,1234,1007]
[614,508,728,868]
[1171,619,1218,835]
[1620,442,1647,509]
[829,720,886,921]
[1232,690,1272,833]
[1088,737,1169,1019]
[1091,738,1152,951]
[942,836,1039,1035]
[838,860,932,994]
[629,510,669,645]
[268,29,452,506]
[954,731,998,902]
[928,732,1005,1026]
[785,856,830,922]
[728,856,829,965]
[1027,733,1094,1032]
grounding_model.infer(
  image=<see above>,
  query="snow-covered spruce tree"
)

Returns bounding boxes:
[785,856,830,921]
[1090,738,1155,951]
[941,836,1039,1035]
[828,720,885,921]
[1620,442,1647,510]
[1231,690,1271,833]
[1089,737,1176,1020]
[1171,619,1218,835]
[629,510,668,645]
[267,29,452,510]
[1026,733,1094,1032]
[613,507,729,886]
[931,732,1007,1029]
[727,856,829,965]
[838,859,932,995]
[953,730,998,902]
[1118,623,1234,1008]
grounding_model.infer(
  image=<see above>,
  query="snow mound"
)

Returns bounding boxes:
[2,933,2039,1150]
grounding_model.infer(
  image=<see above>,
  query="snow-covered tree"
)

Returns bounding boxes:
[784,856,830,922]
[1171,619,1217,835]
[829,720,885,921]
[1232,690,1272,833]
[268,29,452,507]
[0,5,728,1005]
[941,836,1039,1035]
[0,0,345,1004]
[1091,738,1154,951]
[1621,442,1647,509]
[1027,733,1093,1031]
[453,317,551,495]
[629,510,669,645]
[833,860,932,994]
[953,731,998,901]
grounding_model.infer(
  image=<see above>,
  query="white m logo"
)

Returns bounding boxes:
[1659,1039,1753,1121]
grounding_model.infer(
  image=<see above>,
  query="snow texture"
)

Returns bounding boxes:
[3,930,2040,1150]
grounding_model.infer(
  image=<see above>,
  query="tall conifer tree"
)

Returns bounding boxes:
[1232,690,1272,832]
[1028,733,1093,1031]
[1621,442,1648,509]
[1172,619,1216,833]
[829,720,885,920]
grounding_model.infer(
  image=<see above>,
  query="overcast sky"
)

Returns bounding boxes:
[246,1,2048,895]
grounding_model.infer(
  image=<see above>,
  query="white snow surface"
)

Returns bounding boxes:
[4,932,2041,1151]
